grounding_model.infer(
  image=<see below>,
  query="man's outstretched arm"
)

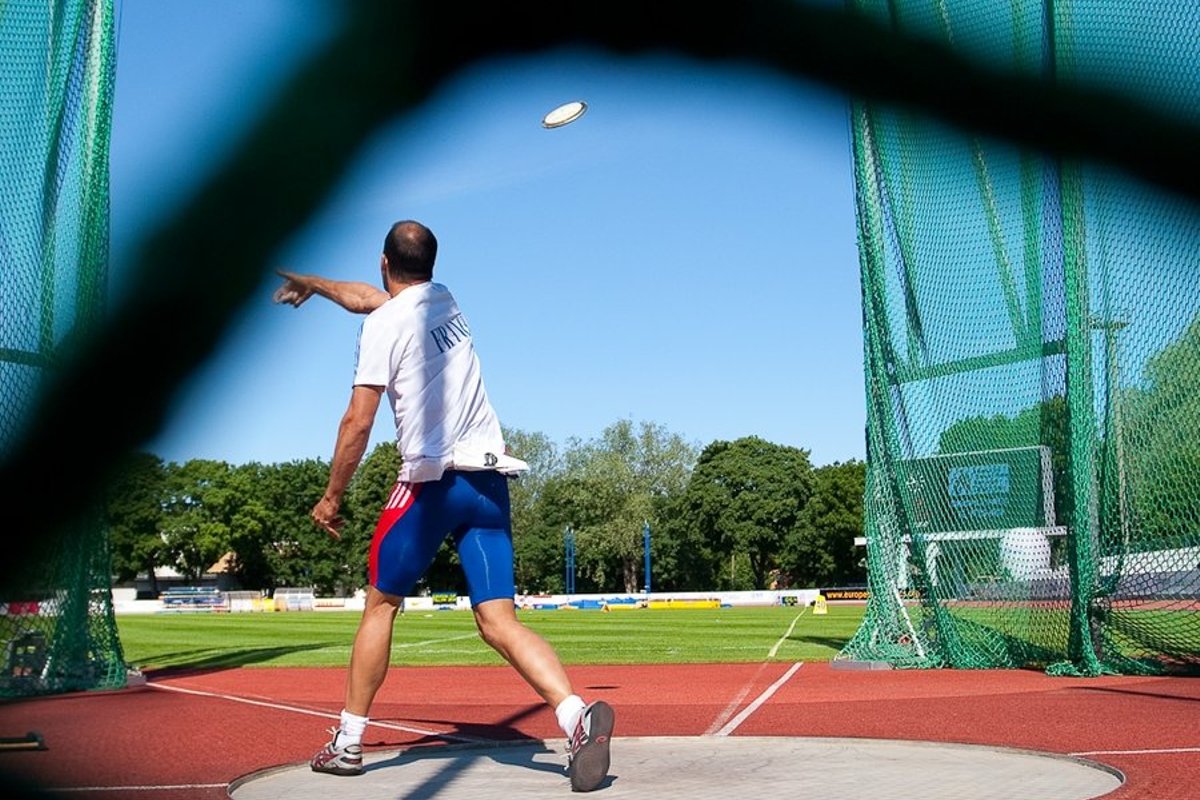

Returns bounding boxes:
[274,270,389,314]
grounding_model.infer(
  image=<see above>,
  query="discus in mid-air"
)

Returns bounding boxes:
[542,100,587,129]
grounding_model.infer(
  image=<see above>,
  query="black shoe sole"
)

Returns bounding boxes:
[570,701,614,792]
[311,765,363,776]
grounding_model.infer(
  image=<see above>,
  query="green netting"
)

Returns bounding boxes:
[840,0,1200,675]
[0,0,125,696]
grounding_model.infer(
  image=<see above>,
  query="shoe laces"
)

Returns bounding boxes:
[325,726,345,750]
[568,709,590,757]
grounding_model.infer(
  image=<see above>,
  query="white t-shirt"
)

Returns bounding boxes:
[353,282,524,482]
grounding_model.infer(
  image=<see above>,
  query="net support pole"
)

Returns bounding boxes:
[75,0,116,331]
[1046,0,1103,675]
[1060,159,1103,675]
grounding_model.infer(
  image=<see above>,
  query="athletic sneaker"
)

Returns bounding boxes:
[310,727,363,776]
[567,701,615,792]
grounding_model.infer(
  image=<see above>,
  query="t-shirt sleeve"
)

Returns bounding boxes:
[352,315,391,387]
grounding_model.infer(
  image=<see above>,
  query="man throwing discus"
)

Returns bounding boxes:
[275,220,613,792]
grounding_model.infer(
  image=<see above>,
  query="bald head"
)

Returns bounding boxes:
[382,220,437,282]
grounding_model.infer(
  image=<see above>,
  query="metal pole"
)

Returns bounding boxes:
[643,521,651,595]
[564,525,575,596]
[1048,0,1102,674]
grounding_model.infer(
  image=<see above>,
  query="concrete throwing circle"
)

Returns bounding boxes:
[228,737,1123,800]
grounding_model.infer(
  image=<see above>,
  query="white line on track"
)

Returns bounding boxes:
[704,662,770,735]
[1070,747,1200,756]
[710,662,804,737]
[56,784,228,792]
[768,607,807,659]
[394,632,480,649]
[148,682,491,743]
[705,611,809,735]
[306,632,483,655]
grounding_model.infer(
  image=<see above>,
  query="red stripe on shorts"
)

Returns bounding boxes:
[368,481,420,587]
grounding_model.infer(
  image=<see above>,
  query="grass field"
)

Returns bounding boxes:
[116,605,867,671]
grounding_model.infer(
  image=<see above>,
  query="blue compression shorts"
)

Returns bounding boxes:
[368,469,515,605]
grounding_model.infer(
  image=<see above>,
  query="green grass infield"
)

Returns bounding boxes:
[116,604,866,671]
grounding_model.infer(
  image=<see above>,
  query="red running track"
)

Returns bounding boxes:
[0,662,1196,799]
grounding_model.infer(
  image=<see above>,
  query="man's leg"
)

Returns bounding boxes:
[313,478,448,776]
[472,597,572,707]
[456,473,613,791]
[311,586,404,777]
[473,598,614,792]
[345,586,404,715]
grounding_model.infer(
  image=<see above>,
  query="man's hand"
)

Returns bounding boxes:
[272,269,388,314]
[273,269,314,307]
[311,495,344,539]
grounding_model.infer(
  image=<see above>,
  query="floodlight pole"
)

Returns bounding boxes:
[643,520,652,595]
[564,525,576,597]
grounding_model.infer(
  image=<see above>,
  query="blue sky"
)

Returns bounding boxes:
[109,0,867,469]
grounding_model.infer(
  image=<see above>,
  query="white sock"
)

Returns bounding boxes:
[555,694,587,738]
[338,709,369,746]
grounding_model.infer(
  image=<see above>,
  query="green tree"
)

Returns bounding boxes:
[781,459,866,587]
[221,462,272,589]
[536,474,612,592]
[1121,313,1200,546]
[104,451,169,592]
[504,428,565,594]
[559,420,698,592]
[159,459,237,581]
[212,458,338,594]
[647,490,721,591]
[682,436,815,589]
